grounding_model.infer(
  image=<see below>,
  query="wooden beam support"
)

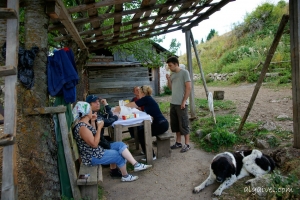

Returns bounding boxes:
[0,8,17,19]
[49,0,212,31]
[0,65,17,77]
[23,106,67,115]
[67,0,132,14]
[236,14,289,135]
[185,30,196,119]
[46,0,87,50]
[290,0,300,149]
[2,0,19,198]
[182,0,235,32]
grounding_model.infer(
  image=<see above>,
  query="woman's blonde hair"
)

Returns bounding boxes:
[140,85,152,96]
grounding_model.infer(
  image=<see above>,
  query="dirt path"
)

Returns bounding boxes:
[101,84,293,200]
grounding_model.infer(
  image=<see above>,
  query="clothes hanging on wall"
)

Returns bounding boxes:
[47,48,79,103]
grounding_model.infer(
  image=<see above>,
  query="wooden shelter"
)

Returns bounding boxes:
[1,0,300,199]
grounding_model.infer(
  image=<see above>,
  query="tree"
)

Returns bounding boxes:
[195,39,199,45]
[206,29,216,41]
[201,38,204,43]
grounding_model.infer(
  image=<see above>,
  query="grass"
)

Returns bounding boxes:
[158,101,170,114]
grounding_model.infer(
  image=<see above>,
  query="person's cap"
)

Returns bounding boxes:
[86,95,101,103]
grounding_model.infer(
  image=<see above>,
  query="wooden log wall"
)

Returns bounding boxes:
[88,66,150,105]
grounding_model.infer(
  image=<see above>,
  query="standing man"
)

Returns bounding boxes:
[166,56,192,153]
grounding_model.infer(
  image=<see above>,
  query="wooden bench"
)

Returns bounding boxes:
[59,113,103,200]
[156,132,174,158]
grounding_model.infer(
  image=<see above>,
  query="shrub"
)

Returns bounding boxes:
[163,85,171,95]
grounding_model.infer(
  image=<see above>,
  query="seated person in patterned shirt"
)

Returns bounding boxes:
[72,101,152,182]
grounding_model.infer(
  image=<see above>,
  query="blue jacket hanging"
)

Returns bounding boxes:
[47,49,79,103]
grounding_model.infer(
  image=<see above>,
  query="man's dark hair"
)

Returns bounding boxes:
[166,56,179,65]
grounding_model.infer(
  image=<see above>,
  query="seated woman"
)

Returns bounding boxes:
[72,101,152,182]
[115,85,169,160]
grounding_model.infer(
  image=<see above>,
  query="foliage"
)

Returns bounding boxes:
[196,98,236,111]
[268,170,300,199]
[162,85,172,95]
[206,29,217,41]
[180,1,290,86]
[158,101,170,114]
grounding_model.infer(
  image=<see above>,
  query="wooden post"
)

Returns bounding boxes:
[236,14,289,135]
[185,30,196,118]
[144,120,153,165]
[290,0,300,149]
[190,31,209,98]
[1,0,19,199]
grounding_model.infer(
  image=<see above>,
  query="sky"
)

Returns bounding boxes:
[159,0,288,55]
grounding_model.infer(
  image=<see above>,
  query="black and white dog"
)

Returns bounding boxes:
[193,149,275,196]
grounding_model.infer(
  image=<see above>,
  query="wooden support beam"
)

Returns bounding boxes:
[46,0,87,50]
[49,0,212,32]
[67,0,132,14]
[0,8,17,19]
[190,31,209,98]
[290,0,300,149]
[185,30,196,119]
[236,14,289,135]
[23,106,67,115]
[182,0,235,32]
[0,65,17,77]
[2,0,19,198]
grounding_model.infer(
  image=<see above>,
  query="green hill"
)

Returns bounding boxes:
[179,0,290,85]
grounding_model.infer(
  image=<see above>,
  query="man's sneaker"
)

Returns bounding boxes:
[110,169,122,178]
[141,156,157,162]
[180,144,191,153]
[121,174,139,182]
[134,163,152,172]
[170,142,182,149]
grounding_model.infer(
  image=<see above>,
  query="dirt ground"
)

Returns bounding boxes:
[101,83,294,200]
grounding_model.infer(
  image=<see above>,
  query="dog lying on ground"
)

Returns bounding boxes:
[193,149,275,196]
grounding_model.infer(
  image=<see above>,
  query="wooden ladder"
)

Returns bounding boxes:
[0,0,19,199]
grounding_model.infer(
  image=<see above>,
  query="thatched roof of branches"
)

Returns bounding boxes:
[46,0,234,51]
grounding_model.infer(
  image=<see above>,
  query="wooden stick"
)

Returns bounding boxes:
[236,14,289,135]
[190,31,209,98]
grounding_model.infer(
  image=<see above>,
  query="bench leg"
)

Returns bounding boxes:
[157,139,171,159]
[133,127,139,150]
[79,184,98,200]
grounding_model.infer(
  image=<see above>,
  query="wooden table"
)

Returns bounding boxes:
[112,113,153,165]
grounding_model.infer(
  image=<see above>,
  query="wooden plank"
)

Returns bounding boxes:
[0,8,17,19]
[49,0,202,31]
[53,5,203,41]
[0,65,17,77]
[290,0,300,148]
[182,0,234,32]
[2,0,18,199]
[67,0,132,14]
[185,30,196,118]
[86,62,141,67]
[89,77,149,83]
[237,14,289,135]
[23,106,66,115]
[77,164,98,185]
[58,113,82,199]
[89,80,151,89]
[47,0,87,50]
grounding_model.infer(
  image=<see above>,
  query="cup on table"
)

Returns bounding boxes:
[119,100,124,106]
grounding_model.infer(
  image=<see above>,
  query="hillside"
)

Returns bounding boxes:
[179,0,290,85]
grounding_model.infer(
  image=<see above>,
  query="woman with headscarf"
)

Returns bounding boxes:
[72,101,152,182]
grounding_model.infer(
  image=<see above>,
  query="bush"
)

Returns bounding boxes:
[163,85,172,95]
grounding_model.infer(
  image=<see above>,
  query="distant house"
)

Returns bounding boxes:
[86,42,174,105]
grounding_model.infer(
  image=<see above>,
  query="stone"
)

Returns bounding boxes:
[277,114,289,119]
[195,130,203,138]
[255,139,270,149]
[261,121,276,131]
[204,133,211,142]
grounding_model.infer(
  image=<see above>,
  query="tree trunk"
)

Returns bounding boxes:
[16,0,60,199]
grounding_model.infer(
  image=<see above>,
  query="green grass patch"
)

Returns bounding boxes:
[196,98,236,111]
[158,101,170,114]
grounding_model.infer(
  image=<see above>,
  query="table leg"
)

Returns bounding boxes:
[144,120,153,165]
[114,124,122,141]
[134,127,139,150]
